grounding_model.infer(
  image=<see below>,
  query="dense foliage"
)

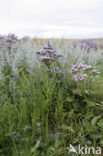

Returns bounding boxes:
[0,34,103,156]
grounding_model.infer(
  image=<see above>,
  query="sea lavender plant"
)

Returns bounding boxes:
[92,69,100,74]
[79,40,98,52]
[72,40,98,52]
[36,41,62,74]
[0,34,19,53]
[70,63,100,82]
[73,41,78,48]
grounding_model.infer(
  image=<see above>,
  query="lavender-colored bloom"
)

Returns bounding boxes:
[70,63,93,82]
[70,64,87,74]
[39,56,52,61]
[87,47,91,53]
[73,41,78,48]
[7,33,18,42]
[73,74,79,82]
[83,65,92,70]
[81,74,87,80]
[37,41,58,58]
[36,50,47,55]
[46,48,56,53]
[0,35,4,40]
[53,53,62,58]
[6,44,12,49]
[55,67,59,71]
[78,39,98,52]
[43,45,50,49]
[73,73,87,82]
[0,41,5,45]
[37,41,62,75]
[54,67,61,74]
[70,68,78,73]
[0,42,5,48]
[77,64,84,69]
[71,64,92,72]
[92,69,100,74]
[0,33,18,51]
[51,57,56,61]
[71,63,100,82]
[43,41,53,49]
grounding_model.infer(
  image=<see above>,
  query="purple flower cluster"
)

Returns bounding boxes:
[5,34,18,43]
[73,41,78,48]
[37,41,62,74]
[0,33,18,50]
[92,69,100,74]
[80,40,98,52]
[0,35,5,40]
[72,40,98,52]
[70,64,92,74]
[40,56,55,61]
[37,41,62,62]
[73,73,87,82]
[70,63,100,82]
[43,41,54,49]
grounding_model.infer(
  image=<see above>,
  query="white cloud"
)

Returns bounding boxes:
[0,0,102,38]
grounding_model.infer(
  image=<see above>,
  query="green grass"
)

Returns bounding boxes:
[0,38,103,156]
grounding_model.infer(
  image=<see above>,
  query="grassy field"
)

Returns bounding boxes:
[0,35,103,156]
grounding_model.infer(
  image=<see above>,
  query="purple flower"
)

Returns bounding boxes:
[80,74,87,80]
[73,73,87,82]
[43,41,53,49]
[70,63,100,82]
[55,67,59,71]
[73,41,78,48]
[54,67,61,74]
[6,44,12,49]
[83,65,92,70]
[39,56,52,61]
[0,33,18,50]
[78,40,98,52]
[37,41,62,74]
[70,68,78,73]
[73,74,79,82]
[92,69,100,74]
[53,54,62,58]
[0,42,5,46]
[36,50,47,55]
[87,47,91,53]
[45,49,56,53]
[7,33,18,42]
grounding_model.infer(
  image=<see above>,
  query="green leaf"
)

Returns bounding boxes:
[82,119,90,128]
[84,112,94,119]
[97,119,103,127]
[91,115,101,127]
[30,140,40,154]
[84,90,89,95]
[18,67,24,73]
[86,101,95,108]
[66,96,73,102]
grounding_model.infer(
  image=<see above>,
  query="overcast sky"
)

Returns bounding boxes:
[0,0,103,38]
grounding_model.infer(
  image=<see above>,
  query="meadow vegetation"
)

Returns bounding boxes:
[0,34,103,156]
